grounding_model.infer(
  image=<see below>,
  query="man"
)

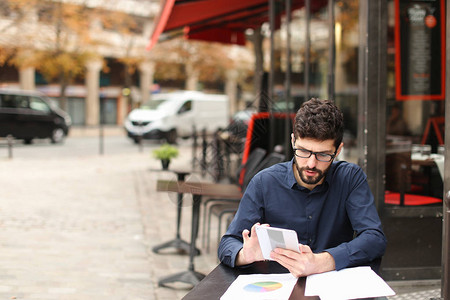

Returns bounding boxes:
[218,98,386,277]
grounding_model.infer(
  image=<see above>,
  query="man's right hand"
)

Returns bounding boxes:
[235,223,267,266]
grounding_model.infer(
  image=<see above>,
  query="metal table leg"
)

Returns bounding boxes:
[152,172,200,255]
[158,194,205,287]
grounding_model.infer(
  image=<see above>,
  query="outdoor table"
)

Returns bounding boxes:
[182,261,389,300]
[152,169,201,255]
[156,179,242,287]
[181,261,319,300]
[411,153,444,198]
[411,153,444,179]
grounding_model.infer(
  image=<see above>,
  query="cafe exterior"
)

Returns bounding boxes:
[148,0,449,296]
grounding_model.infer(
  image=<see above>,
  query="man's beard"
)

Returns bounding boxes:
[294,159,331,185]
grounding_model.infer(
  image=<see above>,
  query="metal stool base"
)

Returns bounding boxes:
[158,270,205,287]
[152,238,200,256]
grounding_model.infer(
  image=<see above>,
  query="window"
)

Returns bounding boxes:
[0,94,16,108]
[0,2,23,18]
[15,95,29,109]
[178,100,192,114]
[30,97,51,113]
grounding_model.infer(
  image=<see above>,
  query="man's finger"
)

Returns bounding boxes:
[299,244,312,253]
[273,248,300,259]
[250,222,261,235]
[242,229,250,242]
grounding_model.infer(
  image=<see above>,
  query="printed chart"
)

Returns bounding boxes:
[220,273,297,300]
[243,281,283,293]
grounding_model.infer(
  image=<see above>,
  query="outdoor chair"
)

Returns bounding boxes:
[201,147,266,249]
[204,151,286,252]
[201,111,295,252]
[241,152,286,191]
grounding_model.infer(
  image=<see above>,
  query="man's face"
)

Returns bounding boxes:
[291,135,341,189]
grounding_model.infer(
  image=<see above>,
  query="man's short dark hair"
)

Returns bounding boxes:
[293,98,344,150]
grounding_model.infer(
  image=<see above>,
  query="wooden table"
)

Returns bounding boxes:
[182,261,388,300]
[182,261,319,300]
[156,179,242,287]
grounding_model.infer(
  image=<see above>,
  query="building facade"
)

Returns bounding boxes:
[0,0,253,126]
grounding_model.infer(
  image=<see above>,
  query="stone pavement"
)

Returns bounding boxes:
[0,135,218,300]
[0,131,443,299]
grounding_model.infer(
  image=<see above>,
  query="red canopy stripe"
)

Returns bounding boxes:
[163,0,268,32]
[146,0,176,50]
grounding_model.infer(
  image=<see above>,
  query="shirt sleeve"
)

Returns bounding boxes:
[217,175,265,267]
[325,166,387,270]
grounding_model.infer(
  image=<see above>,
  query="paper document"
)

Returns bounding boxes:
[220,273,298,300]
[305,266,395,300]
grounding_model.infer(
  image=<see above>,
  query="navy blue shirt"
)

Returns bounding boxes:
[218,159,386,271]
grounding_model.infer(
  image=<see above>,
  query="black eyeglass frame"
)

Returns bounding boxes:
[292,147,337,162]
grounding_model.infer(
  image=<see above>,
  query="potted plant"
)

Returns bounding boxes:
[152,143,179,170]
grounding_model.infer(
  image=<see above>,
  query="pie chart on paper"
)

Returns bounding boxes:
[243,281,283,293]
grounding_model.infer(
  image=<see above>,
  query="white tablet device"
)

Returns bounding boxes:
[255,225,301,260]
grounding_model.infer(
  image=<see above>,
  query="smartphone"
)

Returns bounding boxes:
[255,225,301,260]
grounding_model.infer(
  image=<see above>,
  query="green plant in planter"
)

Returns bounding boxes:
[152,143,179,170]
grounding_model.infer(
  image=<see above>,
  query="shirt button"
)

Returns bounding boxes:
[309,238,312,243]
[308,215,313,220]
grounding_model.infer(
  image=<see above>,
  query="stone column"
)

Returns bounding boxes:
[19,9,37,91]
[225,69,239,116]
[19,67,35,91]
[85,59,102,126]
[185,61,199,90]
[139,61,155,104]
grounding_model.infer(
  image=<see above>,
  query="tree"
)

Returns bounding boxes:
[0,0,254,113]
[0,0,141,111]
[152,38,253,92]
[0,0,98,110]
[101,7,144,108]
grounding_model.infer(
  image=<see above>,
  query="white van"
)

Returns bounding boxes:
[124,90,229,143]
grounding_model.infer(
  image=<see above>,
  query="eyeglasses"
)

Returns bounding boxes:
[293,148,336,162]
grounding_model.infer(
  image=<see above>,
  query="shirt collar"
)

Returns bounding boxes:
[286,158,298,189]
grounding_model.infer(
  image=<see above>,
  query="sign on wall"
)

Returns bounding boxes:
[395,0,445,100]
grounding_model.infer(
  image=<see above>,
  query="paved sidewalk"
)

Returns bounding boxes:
[0,132,443,299]
[0,137,217,299]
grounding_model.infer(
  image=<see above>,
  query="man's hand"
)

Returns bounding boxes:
[235,223,267,266]
[270,244,335,277]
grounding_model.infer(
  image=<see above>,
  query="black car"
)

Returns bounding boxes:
[0,89,71,144]
[227,108,257,139]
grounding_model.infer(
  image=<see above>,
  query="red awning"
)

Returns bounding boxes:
[147,0,268,50]
[147,0,327,50]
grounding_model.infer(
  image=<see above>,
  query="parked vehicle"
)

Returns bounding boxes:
[0,89,72,144]
[227,108,257,139]
[125,91,229,144]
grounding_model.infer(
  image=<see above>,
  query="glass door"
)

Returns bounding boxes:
[380,0,445,281]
